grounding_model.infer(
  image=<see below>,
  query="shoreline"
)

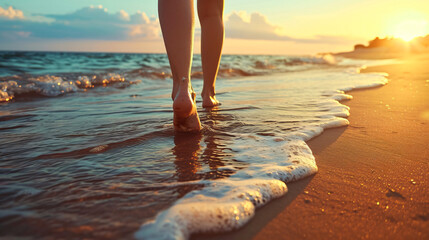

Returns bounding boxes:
[334,48,429,60]
[195,54,429,239]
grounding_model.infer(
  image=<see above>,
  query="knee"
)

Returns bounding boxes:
[198,0,223,22]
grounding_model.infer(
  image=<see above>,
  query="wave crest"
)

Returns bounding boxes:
[0,73,138,102]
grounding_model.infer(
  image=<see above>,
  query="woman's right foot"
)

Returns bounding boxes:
[173,78,201,132]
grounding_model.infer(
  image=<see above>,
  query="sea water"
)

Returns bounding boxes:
[0,52,388,239]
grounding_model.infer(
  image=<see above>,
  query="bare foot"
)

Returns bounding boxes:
[173,78,201,132]
[201,93,220,108]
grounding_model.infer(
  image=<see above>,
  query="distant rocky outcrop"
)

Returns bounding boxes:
[353,35,429,53]
[334,35,429,59]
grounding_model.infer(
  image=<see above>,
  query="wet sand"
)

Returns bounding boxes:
[196,54,429,239]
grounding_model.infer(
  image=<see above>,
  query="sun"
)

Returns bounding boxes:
[392,20,428,41]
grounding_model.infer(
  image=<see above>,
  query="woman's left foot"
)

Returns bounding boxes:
[201,94,220,108]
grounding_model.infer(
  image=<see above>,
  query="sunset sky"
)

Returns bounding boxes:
[1,0,428,55]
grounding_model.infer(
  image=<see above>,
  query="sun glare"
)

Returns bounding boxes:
[392,20,428,41]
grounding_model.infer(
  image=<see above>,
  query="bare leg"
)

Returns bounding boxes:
[198,0,224,108]
[159,0,201,131]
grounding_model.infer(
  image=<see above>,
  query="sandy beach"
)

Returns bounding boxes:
[196,54,429,240]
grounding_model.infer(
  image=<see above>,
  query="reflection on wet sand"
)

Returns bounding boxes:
[171,108,245,197]
[173,132,203,182]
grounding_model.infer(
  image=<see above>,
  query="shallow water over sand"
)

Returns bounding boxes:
[0,52,387,239]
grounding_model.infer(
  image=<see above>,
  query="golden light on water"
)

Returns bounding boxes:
[391,20,428,41]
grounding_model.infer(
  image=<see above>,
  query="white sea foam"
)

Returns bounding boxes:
[136,178,284,240]
[134,119,340,239]
[0,76,78,101]
[0,73,131,102]
[0,89,12,102]
[135,61,388,239]
[136,138,314,240]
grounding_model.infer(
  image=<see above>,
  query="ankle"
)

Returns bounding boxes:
[201,88,215,98]
[173,77,192,100]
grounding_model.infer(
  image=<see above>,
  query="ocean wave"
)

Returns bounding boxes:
[0,73,139,102]
[129,54,336,81]
[0,52,342,103]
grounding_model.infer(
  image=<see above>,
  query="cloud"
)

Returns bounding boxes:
[225,11,356,44]
[0,5,161,41]
[127,12,160,39]
[226,11,293,41]
[0,6,357,51]
[118,10,130,21]
[0,6,24,19]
